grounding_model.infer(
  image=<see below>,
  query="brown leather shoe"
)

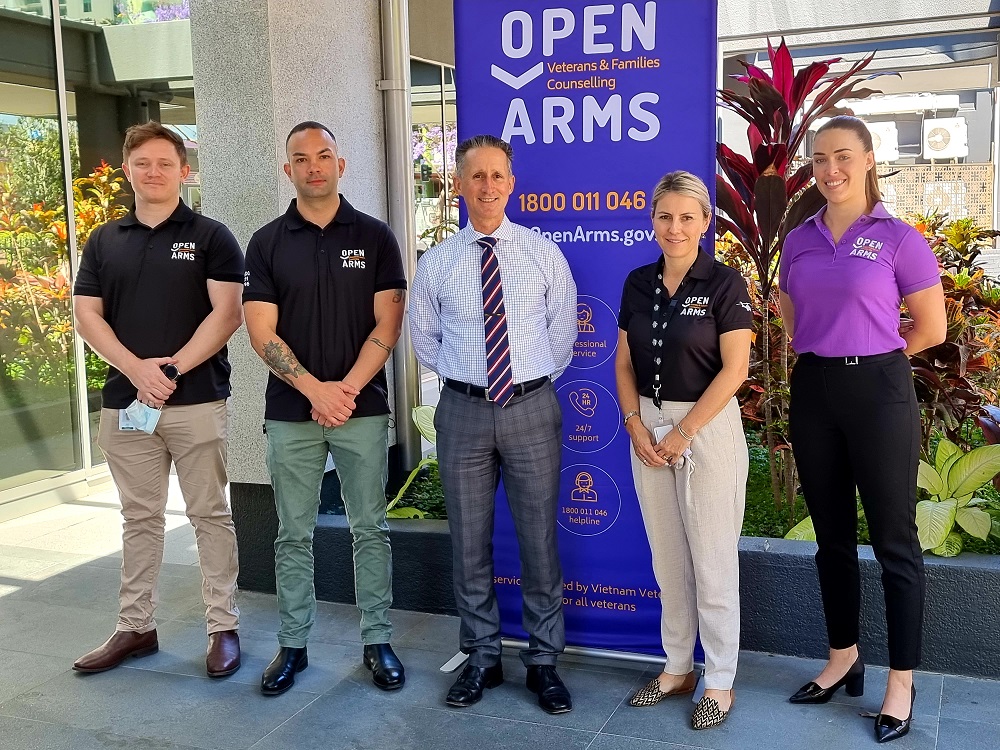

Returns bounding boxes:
[206,630,241,678]
[73,630,158,673]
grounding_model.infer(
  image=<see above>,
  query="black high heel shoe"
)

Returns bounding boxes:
[875,684,916,743]
[789,655,865,704]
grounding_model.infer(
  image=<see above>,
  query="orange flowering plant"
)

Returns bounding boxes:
[0,162,128,392]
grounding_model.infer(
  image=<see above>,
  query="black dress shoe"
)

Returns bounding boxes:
[446,663,504,707]
[789,656,865,704]
[363,643,405,690]
[261,646,308,696]
[526,665,573,714]
[875,685,916,743]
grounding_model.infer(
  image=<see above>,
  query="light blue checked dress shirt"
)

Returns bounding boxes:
[410,216,578,387]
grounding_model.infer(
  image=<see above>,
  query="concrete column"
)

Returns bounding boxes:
[189,0,389,484]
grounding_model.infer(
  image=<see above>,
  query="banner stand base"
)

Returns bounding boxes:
[440,652,470,673]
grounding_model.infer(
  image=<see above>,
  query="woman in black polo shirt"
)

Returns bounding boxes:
[615,171,753,730]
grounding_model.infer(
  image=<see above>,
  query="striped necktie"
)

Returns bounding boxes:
[478,236,514,407]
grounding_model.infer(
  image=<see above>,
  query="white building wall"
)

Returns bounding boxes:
[190,0,388,484]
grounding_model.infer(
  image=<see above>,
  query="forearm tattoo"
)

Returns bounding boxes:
[392,289,405,303]
[367,337,392,354]
[262,340,306,384]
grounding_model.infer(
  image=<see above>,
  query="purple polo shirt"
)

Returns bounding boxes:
[779,202,940,357]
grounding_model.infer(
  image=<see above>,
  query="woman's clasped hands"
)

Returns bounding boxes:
[627,421,690,467]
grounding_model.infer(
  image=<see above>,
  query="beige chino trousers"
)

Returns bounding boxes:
[631,396,747,690]
[98,400,239,634]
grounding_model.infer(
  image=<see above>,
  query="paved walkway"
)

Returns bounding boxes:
[0,484,997,749]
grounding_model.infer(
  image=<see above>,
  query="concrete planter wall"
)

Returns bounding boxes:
[232,483,1000,678]
[739,537,1000,678]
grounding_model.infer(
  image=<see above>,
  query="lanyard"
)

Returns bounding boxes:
[650,255,698,409]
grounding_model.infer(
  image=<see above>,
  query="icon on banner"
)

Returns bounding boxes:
[571,472,599,503]
[577,303,596,333]
[568,388,598,418]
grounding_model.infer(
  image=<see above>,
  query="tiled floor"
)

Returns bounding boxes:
[1,483,998,749]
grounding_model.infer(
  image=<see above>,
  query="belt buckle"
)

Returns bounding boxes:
[845,356,859,366]
[483,386,493,402]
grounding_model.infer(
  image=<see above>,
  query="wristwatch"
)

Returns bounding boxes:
[162,364,181,382]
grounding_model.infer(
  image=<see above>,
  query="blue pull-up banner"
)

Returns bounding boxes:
[454,0,718,655]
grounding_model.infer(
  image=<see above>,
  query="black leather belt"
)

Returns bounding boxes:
[445,377,549,401]
[797,351,902,367]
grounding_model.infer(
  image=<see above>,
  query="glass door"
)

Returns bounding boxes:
[0,3,84,494]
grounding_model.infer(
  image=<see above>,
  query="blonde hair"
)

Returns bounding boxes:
[651,171,712,218]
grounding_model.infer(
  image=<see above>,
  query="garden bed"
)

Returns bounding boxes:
[231,479,1000,678]
[382,429,1000,554]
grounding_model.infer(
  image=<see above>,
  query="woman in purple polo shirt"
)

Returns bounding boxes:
[780,116,946,744]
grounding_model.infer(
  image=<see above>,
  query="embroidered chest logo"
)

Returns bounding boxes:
[170,242,196,261]
[680,295,710,317]
[849,236,883,261]
[341,248,366,269]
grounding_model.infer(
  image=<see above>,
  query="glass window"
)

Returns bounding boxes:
[411,60,457,251]
[0,6,83,492]
[410,59,457,410]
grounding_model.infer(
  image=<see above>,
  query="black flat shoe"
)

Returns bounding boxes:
[526,665,573,714]
[261,646,308,696]
[446,663,504,707]
[789,655,865,704]
[875,685,916,743]
[363,643,405,690]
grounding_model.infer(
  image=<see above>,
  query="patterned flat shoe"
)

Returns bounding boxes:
[629,672,696,707]
[691,690,734,729]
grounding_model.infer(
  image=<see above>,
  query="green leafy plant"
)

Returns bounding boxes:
[0,118,78,213]
[385,405,439,519]
[908,209,1000,274]
[785,439,1000,556]
[902,212,1000,459]
[915,439,1000,556]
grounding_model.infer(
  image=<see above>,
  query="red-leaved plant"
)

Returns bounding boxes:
[716,39,895,518]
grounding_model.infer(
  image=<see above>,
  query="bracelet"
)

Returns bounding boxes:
[622,410,640,425]
[676,423,695,441]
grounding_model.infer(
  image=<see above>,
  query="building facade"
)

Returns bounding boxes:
[0,0,997,521]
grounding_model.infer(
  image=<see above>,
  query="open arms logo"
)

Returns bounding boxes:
[849,236,884,261]
[341,248,366,269]
[171,242,196,260]
[491,3,662,145]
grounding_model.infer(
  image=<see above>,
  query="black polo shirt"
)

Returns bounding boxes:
[618,250,753,402]
[74,200,244,408]
[243,197,406,422]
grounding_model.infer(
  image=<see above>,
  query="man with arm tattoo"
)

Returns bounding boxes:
[243,122,407,696]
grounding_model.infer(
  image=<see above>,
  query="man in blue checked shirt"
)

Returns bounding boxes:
[409,134,577,715]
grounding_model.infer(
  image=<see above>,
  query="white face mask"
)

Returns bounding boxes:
[123,399,162,434]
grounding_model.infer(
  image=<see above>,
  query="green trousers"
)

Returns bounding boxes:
[265,415,392,647]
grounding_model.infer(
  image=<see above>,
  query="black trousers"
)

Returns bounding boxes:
[789,350,925,670]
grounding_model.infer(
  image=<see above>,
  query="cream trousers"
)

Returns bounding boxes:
[631,396,747,690]
[98,401,239,634]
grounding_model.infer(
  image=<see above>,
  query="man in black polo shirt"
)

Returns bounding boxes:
[72,122,245,678]
[243,121,407,696]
